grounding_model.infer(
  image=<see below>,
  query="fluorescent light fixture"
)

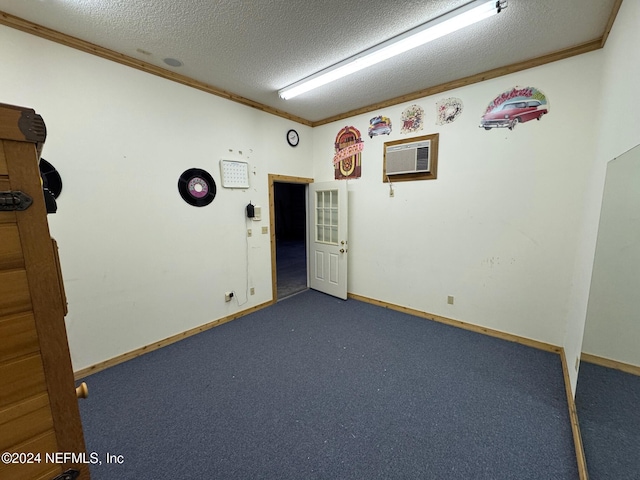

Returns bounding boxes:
[278,0,507,100]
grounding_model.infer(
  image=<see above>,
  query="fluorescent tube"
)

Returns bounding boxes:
[278,0,506,100]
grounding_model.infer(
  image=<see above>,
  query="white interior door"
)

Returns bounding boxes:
[308,181,348,299]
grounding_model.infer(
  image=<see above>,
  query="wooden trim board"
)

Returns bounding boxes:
[0,11,312,127]
[74,300,272,380]
[0,7,621,127]
[312,39,603,127]
[581,352,640,376]
[561,349,589,480]
[347,292,561,353]
[268,174,313,303]
[601,0,624,47]
[74,288,591,479]
[349,292,588,479]
[76,289,562,378]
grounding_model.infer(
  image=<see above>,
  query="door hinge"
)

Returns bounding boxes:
[0,191,33,211]
[18,110,47,143]
[51,469,80,480]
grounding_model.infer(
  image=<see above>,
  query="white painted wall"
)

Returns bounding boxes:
[312,54,603,353]
[1,1,636,383]
[0,25,313,371]
[562,0,640,392]
[579,0,640,369]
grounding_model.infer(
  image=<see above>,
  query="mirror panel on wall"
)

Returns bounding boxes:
[576,144,640,479]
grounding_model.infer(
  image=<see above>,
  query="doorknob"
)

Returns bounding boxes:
[76,382,88,399]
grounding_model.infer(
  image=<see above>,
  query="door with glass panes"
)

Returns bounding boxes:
[307,181,348,299]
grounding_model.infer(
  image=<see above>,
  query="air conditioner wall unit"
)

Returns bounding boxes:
[385,140,431,175]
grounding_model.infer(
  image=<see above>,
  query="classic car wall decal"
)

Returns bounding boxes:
[368,115,392,138]
[480,87,549,131]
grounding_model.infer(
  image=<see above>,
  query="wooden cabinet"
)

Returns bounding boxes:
[0,103,89,480]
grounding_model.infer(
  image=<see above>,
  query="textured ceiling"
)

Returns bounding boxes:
[0,0,618,124]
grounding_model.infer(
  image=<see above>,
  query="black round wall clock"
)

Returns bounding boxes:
[287,129,299,147]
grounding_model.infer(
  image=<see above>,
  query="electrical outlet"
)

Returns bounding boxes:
[225,292,234,302]
[447,295,454,305]
[575,357,580,371]
[250,287,255,295]
[262,226,268,234]
[247,229,252,237]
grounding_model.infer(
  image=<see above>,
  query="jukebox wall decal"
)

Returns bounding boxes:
[333,126,364,180]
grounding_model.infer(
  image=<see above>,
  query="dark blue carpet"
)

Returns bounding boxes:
[575,362,640,479]
[79,290,578,479]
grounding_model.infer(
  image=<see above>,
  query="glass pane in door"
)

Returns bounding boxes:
[316,190,339,245]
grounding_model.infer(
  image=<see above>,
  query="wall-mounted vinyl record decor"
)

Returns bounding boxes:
[480,86,549,131]
[39,158,62,214]
[436,97,463,125]
[178,168,217,207]
[39,158,62,198]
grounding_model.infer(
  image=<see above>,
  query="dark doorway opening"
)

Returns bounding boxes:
[274,182,307,299]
